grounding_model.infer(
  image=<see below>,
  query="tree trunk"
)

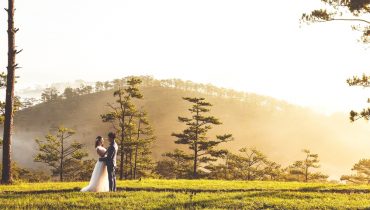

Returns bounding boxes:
[133,119,141,179]
[60,135,64,182]
[193,109,199,179]
[224,155,228,180]
[2,0,16,184]
[119,91,126,180]
[305,166,308,182]
[130,149,133,179]
[133,143,138,179]
[193,144,197,179]
[124,149,129,179]
[304,156,308,182]
[120,137,124,180]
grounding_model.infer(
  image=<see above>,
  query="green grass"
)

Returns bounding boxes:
[1,179,370,209]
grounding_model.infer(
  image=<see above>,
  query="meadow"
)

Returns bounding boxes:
[1,179,370,209]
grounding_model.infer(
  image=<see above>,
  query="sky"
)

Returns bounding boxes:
[0,0,369,114]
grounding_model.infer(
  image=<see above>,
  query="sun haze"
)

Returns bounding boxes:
[0,0,369,114]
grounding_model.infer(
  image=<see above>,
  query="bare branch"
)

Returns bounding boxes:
[324,18,370,24]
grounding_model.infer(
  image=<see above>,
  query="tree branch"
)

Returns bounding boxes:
[319,18,370,24]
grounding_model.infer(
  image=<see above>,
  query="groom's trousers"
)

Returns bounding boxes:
[107,166,116,192]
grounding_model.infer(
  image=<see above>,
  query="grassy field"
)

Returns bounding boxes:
[1,179,370,209]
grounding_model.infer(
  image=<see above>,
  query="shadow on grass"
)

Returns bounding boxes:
[152,193,283,210]
[2,186,370,195]
[2,188,81,195]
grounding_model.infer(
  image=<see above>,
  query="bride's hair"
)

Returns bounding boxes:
[95,136,103,148]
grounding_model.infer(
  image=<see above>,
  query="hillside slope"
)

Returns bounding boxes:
[10,85,370,179]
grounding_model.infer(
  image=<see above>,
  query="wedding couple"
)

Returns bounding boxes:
[81,132,118,192]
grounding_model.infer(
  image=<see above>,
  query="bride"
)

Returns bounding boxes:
[81,136,109,192]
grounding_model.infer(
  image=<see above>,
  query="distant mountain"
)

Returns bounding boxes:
[8,77,370,180]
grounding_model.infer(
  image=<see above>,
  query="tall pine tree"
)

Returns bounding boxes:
[101,77,143,180]
[132,110,155,179]
[2,0,21,184]
[172,97,232,178]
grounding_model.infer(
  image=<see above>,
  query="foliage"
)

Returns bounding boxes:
[65,159,96,181]
[229,147,268,180]
[154,160,177,179]
[301,1,370,122]
[76,85,93,95]
[0,96,23,125]
[41,87,60,102]
[130,110,156,179]
[34,126,88,181]
[62,87,79,99]
[206,148,282,181]
[101,77,156,180]
[341,159,370,184]
[283,149,327,182]
[156,149,193,179]
[301,0,370,43]
[0,162,49,183]
[61,85,94,100]
[95,81,104,92]
[104,81,113,90]
[172,97,233,178]
[41,75,292,109]
[345,74,370,121]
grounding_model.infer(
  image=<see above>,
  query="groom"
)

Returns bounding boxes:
[99,132,118,192]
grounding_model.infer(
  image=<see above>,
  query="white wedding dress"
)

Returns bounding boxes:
[81,146,109,192]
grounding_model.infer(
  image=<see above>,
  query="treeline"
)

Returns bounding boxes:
[100,78,155,180]
[156,147,328,182]
[37,76,291,110]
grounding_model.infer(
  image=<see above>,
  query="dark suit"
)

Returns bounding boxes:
[99,141,118,192]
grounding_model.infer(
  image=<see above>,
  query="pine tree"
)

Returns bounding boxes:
[302,0,370,43]
[232,147,267,181]
[2,0,21,184]
[206,148,282,181]
[285,149,327,182]
[95,81,104,92]
[155,160,177,179]
[162,149,193,179]
[172,97,232,178]
[302,149,320,182]
[101,77,143,180]
[341,159,370,184]
[301,1,370,122]
[132,110,155,179]
[41,87,59,102]
[63,87,78,99]
[34,126,87,181]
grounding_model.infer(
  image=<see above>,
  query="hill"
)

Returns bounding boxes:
[8,78,370,180]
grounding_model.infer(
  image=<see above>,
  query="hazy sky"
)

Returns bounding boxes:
[0,0,369,114]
